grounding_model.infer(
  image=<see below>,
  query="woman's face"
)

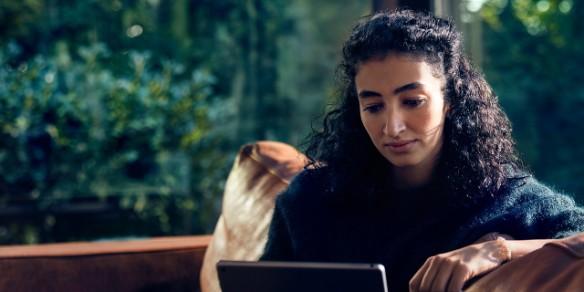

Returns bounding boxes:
[355,54,448,172]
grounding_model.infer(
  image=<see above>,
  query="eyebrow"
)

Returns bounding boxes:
[358,82,423,98]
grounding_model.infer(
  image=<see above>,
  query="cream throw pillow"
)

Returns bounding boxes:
[200,141,307,292]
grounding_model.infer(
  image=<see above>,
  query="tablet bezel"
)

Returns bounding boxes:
[217,260,388,292]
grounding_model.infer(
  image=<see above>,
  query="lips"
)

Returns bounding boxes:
[387,141,413,147]
[383,139,416,153]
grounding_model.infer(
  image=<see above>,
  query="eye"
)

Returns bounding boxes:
[363,103,384,113]
[403,98,426,108]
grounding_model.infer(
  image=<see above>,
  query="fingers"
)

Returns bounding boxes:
[447,264,471,292]
[410,256,454,292]
[419,257,442,291]
[409,257,431,291]
[410,256,471,292]
[410,241,501,292]
[430,259,456,292]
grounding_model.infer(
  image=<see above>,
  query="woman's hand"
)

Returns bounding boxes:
[409,238,511,292]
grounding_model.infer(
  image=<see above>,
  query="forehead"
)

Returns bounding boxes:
[355,54,444,89]
[358,52,443,74]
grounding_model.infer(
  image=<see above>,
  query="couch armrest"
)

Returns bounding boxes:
[0,235,212,292]
[466,233,584,291]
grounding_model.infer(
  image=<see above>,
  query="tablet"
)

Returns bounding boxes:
[216,260,388,292]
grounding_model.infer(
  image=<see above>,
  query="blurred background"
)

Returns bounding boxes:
[0,0,582,245]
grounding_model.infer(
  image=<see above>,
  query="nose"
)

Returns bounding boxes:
[382,108,406,137]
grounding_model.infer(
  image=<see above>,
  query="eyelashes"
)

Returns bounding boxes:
[403,99,426,107]
[362,99,426,113]
[363,104,383,113]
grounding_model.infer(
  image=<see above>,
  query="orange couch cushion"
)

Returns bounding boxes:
[0,235,211,292]
[467,233,584,291]
[200,141,307,292]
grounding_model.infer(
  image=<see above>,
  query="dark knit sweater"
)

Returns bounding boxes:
[260,167,584,291]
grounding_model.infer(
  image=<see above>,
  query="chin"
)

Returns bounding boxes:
[384,155,419,168]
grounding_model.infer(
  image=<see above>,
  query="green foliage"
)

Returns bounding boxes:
[0,42,229,243]
[478,0,584,201]
[0,0,369,244]
[0,42,211,196]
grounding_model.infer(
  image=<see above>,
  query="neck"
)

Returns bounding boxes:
[392,164,435,190]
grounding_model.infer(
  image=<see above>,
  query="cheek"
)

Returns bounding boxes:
[408,111,434,132]
[360,114,380,138]
[408,106,445,134]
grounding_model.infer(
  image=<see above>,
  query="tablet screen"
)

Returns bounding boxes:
[217,260,388,292]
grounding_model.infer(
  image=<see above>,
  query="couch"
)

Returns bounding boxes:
[0,235,211,291]
[1,141,583,292]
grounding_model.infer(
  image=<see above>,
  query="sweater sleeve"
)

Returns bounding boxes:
[526,191,584,239]
[260,194,295,261]
[259,168,327,261]
[509,177,584,239]
[459,177,584,243]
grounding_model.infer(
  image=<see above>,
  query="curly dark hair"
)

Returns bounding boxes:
[305,10,523,204]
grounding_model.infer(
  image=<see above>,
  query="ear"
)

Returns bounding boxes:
[443,102,450,116]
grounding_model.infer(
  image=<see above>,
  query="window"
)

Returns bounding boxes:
[438,0,584,202]
[0,0,369,244]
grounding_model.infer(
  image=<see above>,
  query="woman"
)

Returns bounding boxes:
[261,10,584,291]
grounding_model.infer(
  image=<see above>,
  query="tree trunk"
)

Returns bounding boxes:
[373,0,432,13]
